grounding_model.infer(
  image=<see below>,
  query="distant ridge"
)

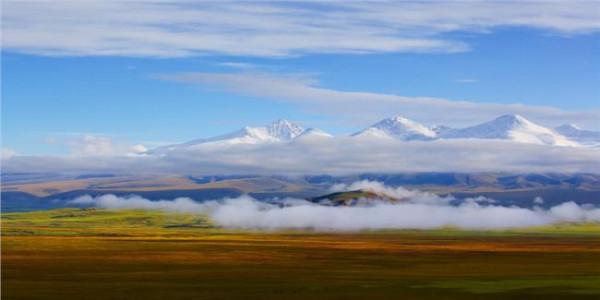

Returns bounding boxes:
[554,124,600,146]
[150,119,331,154]
[439,114,576,146]
[352,116,436,141]
[149,114,595,154]
[296,128,333,139]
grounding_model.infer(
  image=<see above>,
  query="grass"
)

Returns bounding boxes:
[2,208,600,299]
[421,277,600,294]
[1,208,213,236]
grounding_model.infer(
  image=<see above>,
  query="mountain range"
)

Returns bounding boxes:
[150,114,599,153]
[554,124,600,146]
[438,114,576,146]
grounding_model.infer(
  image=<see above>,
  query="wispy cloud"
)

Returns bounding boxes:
[1,148,17,160]
[217,62,258,70]
[3,1,599,57]
[67,135,115,156]
[454,78,480,84]
[41,134,148,157]
[160,71,600,129]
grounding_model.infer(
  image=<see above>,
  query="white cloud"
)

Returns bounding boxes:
[72,194,208,213]
[1,148,17,160]
[208,200,546,230]
[129,144,148,155]
[161,71,600,129]
[218,62,258,70]
[68,135,115,156]
[71,181,600,231]
[4,138,600,175]
[329,180,449,204]
[60,134,148,157]
[549,202,600,222]
[2,1,599,57]
[534,196,545,205]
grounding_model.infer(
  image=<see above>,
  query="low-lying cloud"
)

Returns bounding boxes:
[329,181,454,204]
[72,194,208,213]
[5,138,600,174]
[71,181,600,231]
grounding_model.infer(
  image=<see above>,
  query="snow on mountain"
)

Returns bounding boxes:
[440,114,577,146]
[554,124,600,146]
[266,119,305,140]
[295,128,333,140]
[148,115,591,155]
[352,116,437,140]
[431,125,452,135]
[150,119,307,153]
[198,126,278,145]
[195,119,305,145]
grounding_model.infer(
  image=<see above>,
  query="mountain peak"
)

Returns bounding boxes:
[149,114,590,155]
[389,115,411,123]
[554,123,600,146]
[353,116,436,140]
[493,114,529,126]
[441,114,576,146]
[270,118,293,126]
[296,128,333,139]
[556,123,581,131]
[266,119,304,140]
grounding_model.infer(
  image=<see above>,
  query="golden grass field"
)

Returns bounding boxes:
[2,208,600,299]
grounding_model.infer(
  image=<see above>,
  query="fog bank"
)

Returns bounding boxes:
[72,182,600,231]
[6,138,600,175]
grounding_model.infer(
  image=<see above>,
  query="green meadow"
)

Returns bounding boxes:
[3,208,600,299]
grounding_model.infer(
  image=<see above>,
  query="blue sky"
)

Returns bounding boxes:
[2,1,599,156]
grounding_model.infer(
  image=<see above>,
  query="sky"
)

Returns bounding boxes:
[2,1,600,157]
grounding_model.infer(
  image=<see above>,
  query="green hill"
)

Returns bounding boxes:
[309,189,404,206]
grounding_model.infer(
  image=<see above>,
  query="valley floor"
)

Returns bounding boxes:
[2,209,600,299]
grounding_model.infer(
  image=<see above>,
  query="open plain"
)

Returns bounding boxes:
[2,208,600,300]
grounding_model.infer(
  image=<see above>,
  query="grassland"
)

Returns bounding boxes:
[3,208,600,299]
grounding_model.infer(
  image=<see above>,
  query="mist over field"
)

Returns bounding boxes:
[4,2,600,299]
[72,181,600,231]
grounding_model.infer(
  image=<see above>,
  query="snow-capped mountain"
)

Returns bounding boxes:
[295,128,333,140]
[150,119,330,153]
[431,125,452,135]
[266,119,305,140]
[554,124,600,146]
[352,116,436,140]
[439,114,577,146]
[148,115,592,155]
[187,119,305,145]
[193,126,280,145]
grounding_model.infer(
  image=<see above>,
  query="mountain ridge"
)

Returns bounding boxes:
[352,116,436,141]
[149,114,599,153]
[439,114,576,146]
[554,124,600,146]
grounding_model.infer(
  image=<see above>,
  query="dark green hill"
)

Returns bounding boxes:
[309,189,404,206]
